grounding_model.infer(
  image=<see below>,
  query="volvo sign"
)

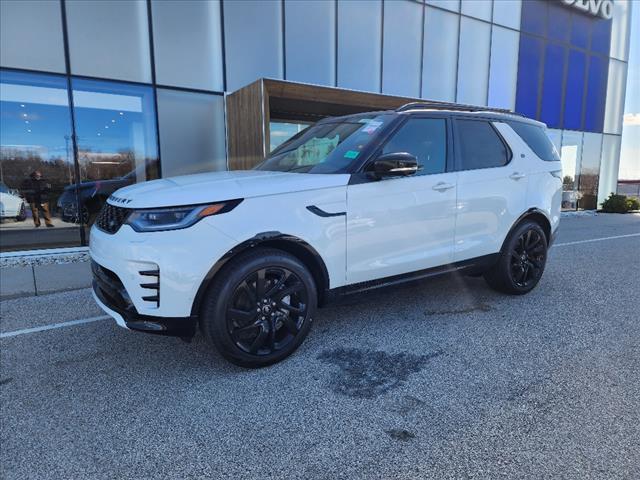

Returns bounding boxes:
[561,0,614,20]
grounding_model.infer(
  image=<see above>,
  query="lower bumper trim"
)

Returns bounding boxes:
[92,280,197,337]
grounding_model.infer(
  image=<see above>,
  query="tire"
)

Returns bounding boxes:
[200,248,317,368]
[15,203,26,222]
[483,220,548,295]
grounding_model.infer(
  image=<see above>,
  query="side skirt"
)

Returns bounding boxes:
[323,253,499,305]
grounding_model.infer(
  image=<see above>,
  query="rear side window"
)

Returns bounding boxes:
[455,119,509,171]
[507,121,560,161]
[381,118,447,175]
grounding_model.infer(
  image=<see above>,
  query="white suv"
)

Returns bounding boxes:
[90,103,562,367]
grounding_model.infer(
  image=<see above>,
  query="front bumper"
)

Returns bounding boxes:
[92,271,198,337]
[90,220,237,318]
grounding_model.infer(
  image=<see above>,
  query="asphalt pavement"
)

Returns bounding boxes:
[1,213,639,479]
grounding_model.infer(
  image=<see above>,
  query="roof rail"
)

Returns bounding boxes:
[396,101,524,117]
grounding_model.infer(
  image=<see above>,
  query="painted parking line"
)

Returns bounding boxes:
[2,232,638,339]
[554,232,640,247]
[0,315,110,339]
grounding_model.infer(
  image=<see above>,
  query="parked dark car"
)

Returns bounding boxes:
[57,172,136,224]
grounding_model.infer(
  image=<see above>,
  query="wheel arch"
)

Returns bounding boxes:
[190,232,331,316]
[502,208,552,252]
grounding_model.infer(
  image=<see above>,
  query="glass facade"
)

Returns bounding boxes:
[0,0,634,252]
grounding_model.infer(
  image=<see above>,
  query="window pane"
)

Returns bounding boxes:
[540,43,565,129]
[520,0,546,36]
[0,70,81,251]
[591,17,612,56]
[224,0,283,91]
[65,0,151,83]
[152,0,223,91]
[270,122,310,152]
[610,0,631,61]
[456,120,508,170]
[560,130,583,210]
[72,79,159,234]
[422,6,458,102]
[488,26,519,110]
[425,0,459,13]
[547,1,571,43]
[157,89,226,177]
[604,59,627,135]
[460,0,491,21]
[515,34,543,118]
[382,118,447,175]
[507,122,560,161]
[570,14,590,50]
[382,0,422,97]
[285,0,335,86]
[0,0,65,73]
[563,50,587,130]
[577,133,602,209]
[337,0,382,92]
[457,17,490,105]
[597,134,622,206]
[584,55,608,133]
[547,128,562,156]
[492,0,522,30]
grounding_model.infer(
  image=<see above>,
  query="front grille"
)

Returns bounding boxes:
[96,203,130,234]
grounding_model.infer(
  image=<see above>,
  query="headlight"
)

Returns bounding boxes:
[125,199,242,232]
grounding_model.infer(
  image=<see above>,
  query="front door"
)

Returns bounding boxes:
[346,117,457,285]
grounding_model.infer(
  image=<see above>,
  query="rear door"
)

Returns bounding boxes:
[346,116,458,284]
[452,117,528,262]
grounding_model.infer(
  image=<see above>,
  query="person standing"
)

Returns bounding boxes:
[21,170,54,228]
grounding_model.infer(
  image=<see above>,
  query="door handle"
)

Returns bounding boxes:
[509,172,526,180]
[432,182,454,192]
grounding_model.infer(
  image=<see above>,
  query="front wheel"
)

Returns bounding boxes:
[16,203,26,222]
[483,220,548,295]
[200,248,317,368]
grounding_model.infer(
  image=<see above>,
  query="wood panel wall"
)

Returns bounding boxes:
[226,79,428,170]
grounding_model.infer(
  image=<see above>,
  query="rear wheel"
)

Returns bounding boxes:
[483,220,548,295]
[200,248,317,368]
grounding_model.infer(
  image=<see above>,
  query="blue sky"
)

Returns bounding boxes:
[619,3,639,180]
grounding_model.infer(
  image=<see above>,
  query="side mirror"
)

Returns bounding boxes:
[370,152,418,178]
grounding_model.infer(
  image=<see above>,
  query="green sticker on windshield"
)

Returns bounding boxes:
[344,150,360,159]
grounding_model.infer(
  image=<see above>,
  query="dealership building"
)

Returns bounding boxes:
[0,0,635,254]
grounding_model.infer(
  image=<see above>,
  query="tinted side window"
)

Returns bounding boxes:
[507,121,560,161]
[456,119,509,170]
[381,118,447,175]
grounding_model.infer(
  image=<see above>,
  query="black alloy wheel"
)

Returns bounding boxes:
[509,229,546,288]
[226,267,308,356]
[483,220,548,295]
[200,248,317,368]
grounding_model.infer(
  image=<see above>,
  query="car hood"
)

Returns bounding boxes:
[107,170,351,209]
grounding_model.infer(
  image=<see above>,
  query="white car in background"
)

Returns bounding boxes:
[0,182,26,221]
[90,102,562,368]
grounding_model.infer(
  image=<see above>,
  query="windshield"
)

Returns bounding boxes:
[255,114,395,174]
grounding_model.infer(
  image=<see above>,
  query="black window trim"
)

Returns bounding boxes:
[452,116,513,172]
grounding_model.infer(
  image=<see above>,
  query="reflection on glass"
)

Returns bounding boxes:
[69,79,159,231]
[269,122,309,152]
[560,131,583,211]
[0,70,81,252]
[578,133,603,210]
